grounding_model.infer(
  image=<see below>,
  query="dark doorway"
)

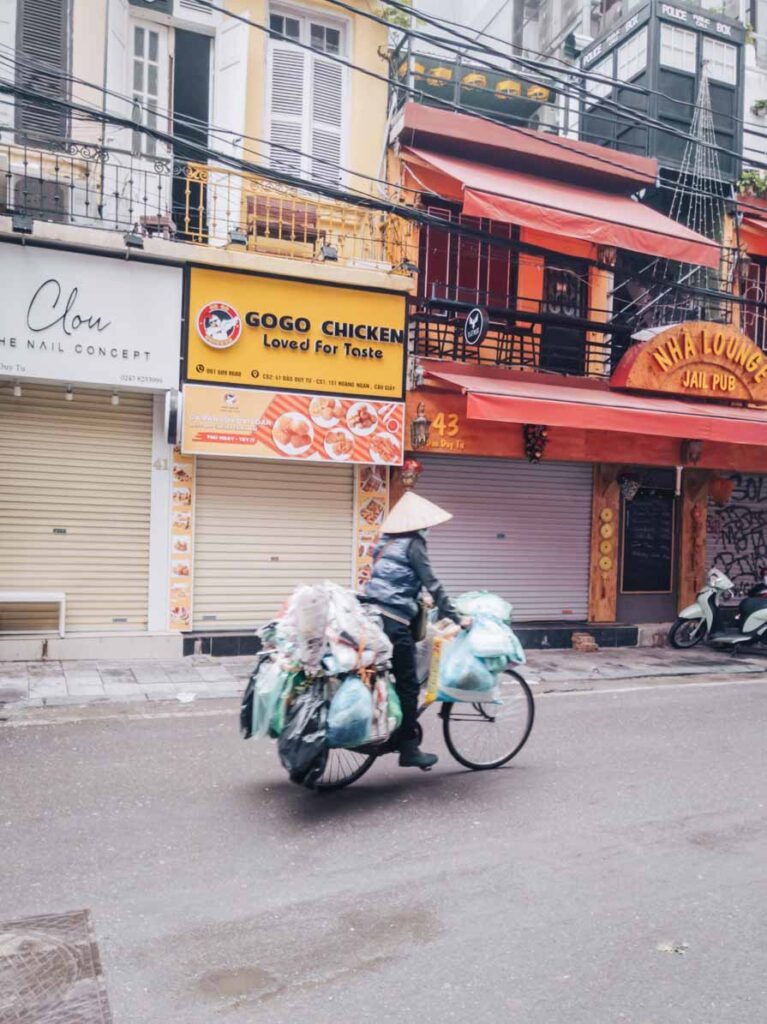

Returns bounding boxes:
[172,30,211,240]
[616,468,679,624]
[539,256,588,375]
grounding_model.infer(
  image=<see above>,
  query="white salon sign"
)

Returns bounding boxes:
[0,244,182,390]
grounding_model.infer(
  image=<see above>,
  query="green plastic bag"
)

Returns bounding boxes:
[269,670,304,738]
[387,682,402,732]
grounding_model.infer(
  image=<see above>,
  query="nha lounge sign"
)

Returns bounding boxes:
[611,322,767,403]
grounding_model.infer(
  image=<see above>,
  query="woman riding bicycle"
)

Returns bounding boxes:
[365,489,464,770]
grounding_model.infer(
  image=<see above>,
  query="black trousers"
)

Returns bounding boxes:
[382,616,420,742]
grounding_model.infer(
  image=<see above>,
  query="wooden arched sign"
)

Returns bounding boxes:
[611,322,767,404]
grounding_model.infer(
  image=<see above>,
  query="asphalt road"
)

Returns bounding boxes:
[2,678,766,1024]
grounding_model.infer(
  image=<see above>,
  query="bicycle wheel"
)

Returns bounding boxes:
[442,669,535,770]
[315,747,377,792]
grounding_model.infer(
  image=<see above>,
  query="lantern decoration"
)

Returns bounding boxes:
[426,66,452,87]
[618,472,641,502]
[410,401,431,450]
[495,79,521,98]
[398,60,425,78]
[523,424,548,462]
[709,475,735,507]
[401,458,423,491]
[681,439,704,465]
[462,72,487,90]
[526,84,550,101]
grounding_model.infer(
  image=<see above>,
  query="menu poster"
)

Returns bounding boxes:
[169,448,195,631]
[353,465,390,591]
[182,384,405,466]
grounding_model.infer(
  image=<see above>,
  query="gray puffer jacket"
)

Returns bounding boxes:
[365,531,459,624]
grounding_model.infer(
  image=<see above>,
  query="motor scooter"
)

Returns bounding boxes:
[668,568,734,648]
[669,567,767,650]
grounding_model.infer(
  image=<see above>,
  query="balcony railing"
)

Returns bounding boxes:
[411,291,627,380]
[0,138,412,271]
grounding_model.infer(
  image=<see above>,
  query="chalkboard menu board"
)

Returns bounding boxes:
[621,489,676,593]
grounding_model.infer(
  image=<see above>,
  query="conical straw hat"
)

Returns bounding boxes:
[380,491,452,535]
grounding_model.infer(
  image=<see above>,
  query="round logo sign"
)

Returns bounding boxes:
[196,302,242,349]
[464,307,489,347]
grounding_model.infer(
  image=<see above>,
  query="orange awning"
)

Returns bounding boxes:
[424,365,767,446]
[404,147,720,269]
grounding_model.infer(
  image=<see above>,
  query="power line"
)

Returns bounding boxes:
[384,0,765,135]
[321,0,761,178]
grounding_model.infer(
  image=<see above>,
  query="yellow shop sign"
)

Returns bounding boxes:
[185,267,407,400]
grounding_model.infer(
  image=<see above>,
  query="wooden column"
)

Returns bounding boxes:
[588,464,621,622]
[678,469,710,611]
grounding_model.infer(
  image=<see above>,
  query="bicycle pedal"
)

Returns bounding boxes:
[419,765,432,772]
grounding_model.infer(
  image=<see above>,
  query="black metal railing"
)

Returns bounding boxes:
[410,293,629,380]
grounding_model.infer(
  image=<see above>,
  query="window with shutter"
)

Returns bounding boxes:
[15,0,71,145]
[267,5,346,186]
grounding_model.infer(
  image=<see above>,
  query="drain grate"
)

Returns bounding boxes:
[0,910,113,1024]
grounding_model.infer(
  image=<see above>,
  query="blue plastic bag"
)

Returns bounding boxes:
[327,676,373,749]
[467,615,515,659]
[467,616,526,666]
[438,632,496,702]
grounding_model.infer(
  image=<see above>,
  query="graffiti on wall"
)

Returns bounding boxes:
[708,475,767,598]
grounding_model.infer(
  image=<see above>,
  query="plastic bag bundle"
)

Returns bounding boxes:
[325,582,391,673]
[326,675,373,748]
[289,585,329,675]
[466,615,515,660]
[438,631,496,702]
[454,590,513,623]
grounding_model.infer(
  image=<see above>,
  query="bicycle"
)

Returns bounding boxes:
[316,662,535,791]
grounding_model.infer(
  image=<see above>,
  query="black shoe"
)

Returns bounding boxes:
[399,739,438,769]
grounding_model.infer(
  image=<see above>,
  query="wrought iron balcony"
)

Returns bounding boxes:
[410,287,626,380]
[0,137,412,271]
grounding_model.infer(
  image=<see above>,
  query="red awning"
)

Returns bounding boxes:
[424,365,767,446]
[404,148,720,269]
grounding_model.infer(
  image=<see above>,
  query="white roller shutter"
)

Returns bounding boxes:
[0,383,153,632]
[193,458,354,628]
[419,456,593,620]
[707,474,767,600]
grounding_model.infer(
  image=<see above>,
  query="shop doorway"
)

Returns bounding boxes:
[539,256,588,375]
[616,468,679,623]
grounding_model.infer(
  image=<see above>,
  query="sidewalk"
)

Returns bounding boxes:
[0,646,764,710]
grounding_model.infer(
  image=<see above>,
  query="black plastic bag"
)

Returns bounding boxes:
[240,653,273,739]
[277,684,328,789]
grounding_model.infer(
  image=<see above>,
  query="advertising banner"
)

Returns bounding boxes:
[185,267,406,400]
[182,384,405,465]
[353,465,390,590]
[0,243,182,390]
[168,447,195,631]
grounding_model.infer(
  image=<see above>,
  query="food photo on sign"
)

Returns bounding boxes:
[180,384,405,466]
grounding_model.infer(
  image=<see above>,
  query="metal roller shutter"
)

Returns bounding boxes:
[418,455,593,620]
[193,457,354,628]
[707,474,767,600]
[0,383,153,632]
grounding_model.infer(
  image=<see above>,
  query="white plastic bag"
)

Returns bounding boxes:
[289,585,328,675]
[467,615,515,659]
[454,590,513,622]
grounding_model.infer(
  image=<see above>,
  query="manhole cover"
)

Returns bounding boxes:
[0,910,113,1024]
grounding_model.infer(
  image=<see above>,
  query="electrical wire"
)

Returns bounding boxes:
[382,0,767,136]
